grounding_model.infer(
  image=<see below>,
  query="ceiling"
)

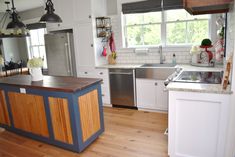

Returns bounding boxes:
[0,0,44,13]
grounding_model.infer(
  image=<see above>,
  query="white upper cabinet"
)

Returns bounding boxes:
[46,0,75,31]
[73,0,106,23]
[73,23,95,68]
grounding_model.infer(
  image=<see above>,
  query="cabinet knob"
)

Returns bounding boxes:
[89,15,91,19]
[91,44,93,47]
[84,72,88,74]
[155,82,158,86]
[102,94,105,97]
[100,72,103,75]
[58,24,61,27]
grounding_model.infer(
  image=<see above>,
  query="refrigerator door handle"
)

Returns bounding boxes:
[64,43,72,76]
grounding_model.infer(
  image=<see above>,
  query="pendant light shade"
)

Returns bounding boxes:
[40,0,62,23]
[6,0,26,29]
[6,12,26,29]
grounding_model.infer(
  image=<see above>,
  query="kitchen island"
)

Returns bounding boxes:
[0,75,104,152]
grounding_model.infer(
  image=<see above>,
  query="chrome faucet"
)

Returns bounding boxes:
[159,45,165,64]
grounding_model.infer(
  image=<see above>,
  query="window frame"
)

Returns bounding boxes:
[122,10,212,48]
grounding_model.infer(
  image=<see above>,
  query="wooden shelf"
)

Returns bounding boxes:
[184,0,233,15]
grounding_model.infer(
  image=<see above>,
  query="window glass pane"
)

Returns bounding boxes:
[30,30,39,45]
[187,20,209,44]
[166,22,186,44]
[32,46,40,58]
[187,13,209,20]
[38,29,45,45]
[126,14,143,25]
[165,9,187,22]
[143,12,161,24]
[126,26,143,47]
[143,24,161,45]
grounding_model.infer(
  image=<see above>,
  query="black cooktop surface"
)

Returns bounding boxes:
[174,71,223,84]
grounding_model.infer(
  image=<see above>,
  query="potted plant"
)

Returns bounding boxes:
[27,57,43,81]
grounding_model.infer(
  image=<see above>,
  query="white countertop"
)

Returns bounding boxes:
[96,63,231,94]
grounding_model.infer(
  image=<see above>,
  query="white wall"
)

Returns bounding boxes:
[105,0,221,64]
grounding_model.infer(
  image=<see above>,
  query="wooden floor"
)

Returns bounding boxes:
[0,107,168,157]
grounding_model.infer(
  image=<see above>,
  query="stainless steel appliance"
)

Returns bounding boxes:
[44,32,76,76]
[173,71,223,84]
[109,69,136,107]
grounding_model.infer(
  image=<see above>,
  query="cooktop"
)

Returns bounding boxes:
[173,71,223,84]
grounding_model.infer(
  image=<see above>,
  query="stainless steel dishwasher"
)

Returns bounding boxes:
[109,69,136,107]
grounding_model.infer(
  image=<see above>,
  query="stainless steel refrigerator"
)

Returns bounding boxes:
[44,32,76,76]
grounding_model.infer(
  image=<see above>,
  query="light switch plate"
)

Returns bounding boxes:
[20,88,26,94]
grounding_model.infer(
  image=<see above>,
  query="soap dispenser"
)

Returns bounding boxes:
[172,53,176,65]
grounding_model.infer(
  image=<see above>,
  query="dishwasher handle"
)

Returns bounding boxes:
[109,72,133,75]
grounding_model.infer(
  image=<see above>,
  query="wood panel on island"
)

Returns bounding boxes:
[0,75,104,152]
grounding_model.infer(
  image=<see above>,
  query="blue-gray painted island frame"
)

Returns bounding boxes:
[0,82,104,153]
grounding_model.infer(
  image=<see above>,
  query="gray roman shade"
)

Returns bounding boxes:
[26,23,46,30]
[122,0,183,14]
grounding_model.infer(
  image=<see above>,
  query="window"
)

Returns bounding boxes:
[123,9,210,47]
[27,28,47,68]
[124,12,162,47]
[165,10,209,45]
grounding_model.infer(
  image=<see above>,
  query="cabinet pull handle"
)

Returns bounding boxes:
[58,24,60,27]
[89,15,92,19]
[91,44,93,47]
[102,94,105,97]
[84,72,88,74]
[155,82,158,86]
[100,72,103,75]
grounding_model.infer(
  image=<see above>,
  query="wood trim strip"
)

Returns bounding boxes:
[49,97,73,144]
[0,90,10,126]
[78,89,101,142]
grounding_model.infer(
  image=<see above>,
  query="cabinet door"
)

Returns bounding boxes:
[74,23,95,68]
[156,80,168,111]
[0,90,10,126]
[73,0,92,23]
[8,92,49,137]
[136,79,157,109]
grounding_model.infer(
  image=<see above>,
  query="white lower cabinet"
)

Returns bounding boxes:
[136,79,168,111]
[168,91,230,157]
[77,67,111,105]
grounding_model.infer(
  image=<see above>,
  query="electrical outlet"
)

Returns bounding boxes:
[20,88,26,94]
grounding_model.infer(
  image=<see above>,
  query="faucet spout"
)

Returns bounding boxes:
[159,45,164,64]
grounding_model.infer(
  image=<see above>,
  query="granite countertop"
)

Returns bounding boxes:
[167,82,232,94]
[167,64,232,94]
[0,75,102,93]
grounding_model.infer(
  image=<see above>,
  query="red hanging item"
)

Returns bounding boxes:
[109,32,116,52]
[102,46,107,56]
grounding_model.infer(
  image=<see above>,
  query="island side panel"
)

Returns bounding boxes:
[48,97,73,145]
[8,92,49,137]
[78,89,101,142]
[0,90,10,126]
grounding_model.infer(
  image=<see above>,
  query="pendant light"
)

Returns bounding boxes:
[40,0,62,23]
[6,0,26,29]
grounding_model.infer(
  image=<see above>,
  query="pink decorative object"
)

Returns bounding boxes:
[102,46,107,56]
[109,32,116,52]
